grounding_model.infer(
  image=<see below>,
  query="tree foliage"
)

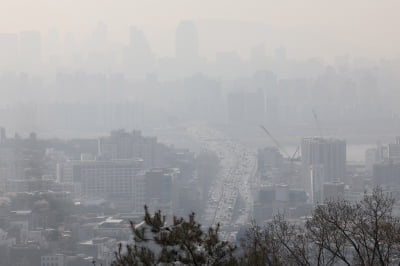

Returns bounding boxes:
[241,187,400,266]
[112,188,400,265]
[305,187,400,265]
[111,206,237,266]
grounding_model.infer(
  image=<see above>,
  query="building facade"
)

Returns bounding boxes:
[301,137,346,194]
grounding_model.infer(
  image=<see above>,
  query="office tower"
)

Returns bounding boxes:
[388,137,400,162]
[176,21,198,60]
[123,27,155,77]
[19,31,42,69]
[301,137,346,193]
[0,33,18,70]
[98,130,165,168]
[58,159,145,212]
[129,27,151,52]
[310,164,324,204]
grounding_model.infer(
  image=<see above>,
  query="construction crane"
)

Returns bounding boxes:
[259,125,299,161]
[260,125,290,158]
[259,125,300,184]
[290,145,300,162]
[312,109,323,137]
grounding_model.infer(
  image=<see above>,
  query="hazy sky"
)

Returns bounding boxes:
[1,0,399,59]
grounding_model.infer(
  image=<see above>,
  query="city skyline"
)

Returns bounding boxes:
[1,1,400,265]
[1,0,400,60]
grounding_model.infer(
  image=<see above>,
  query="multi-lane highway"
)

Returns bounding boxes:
[187,123,257,240]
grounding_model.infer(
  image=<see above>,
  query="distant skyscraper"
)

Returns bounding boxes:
[301,137,346,193]
[176,21,199,60]
[0,33,18,70]
[123,26,155,77]
[130,27,150,51]
[19,31,41,70]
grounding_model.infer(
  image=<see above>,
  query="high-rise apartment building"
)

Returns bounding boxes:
[301,137,346,194]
